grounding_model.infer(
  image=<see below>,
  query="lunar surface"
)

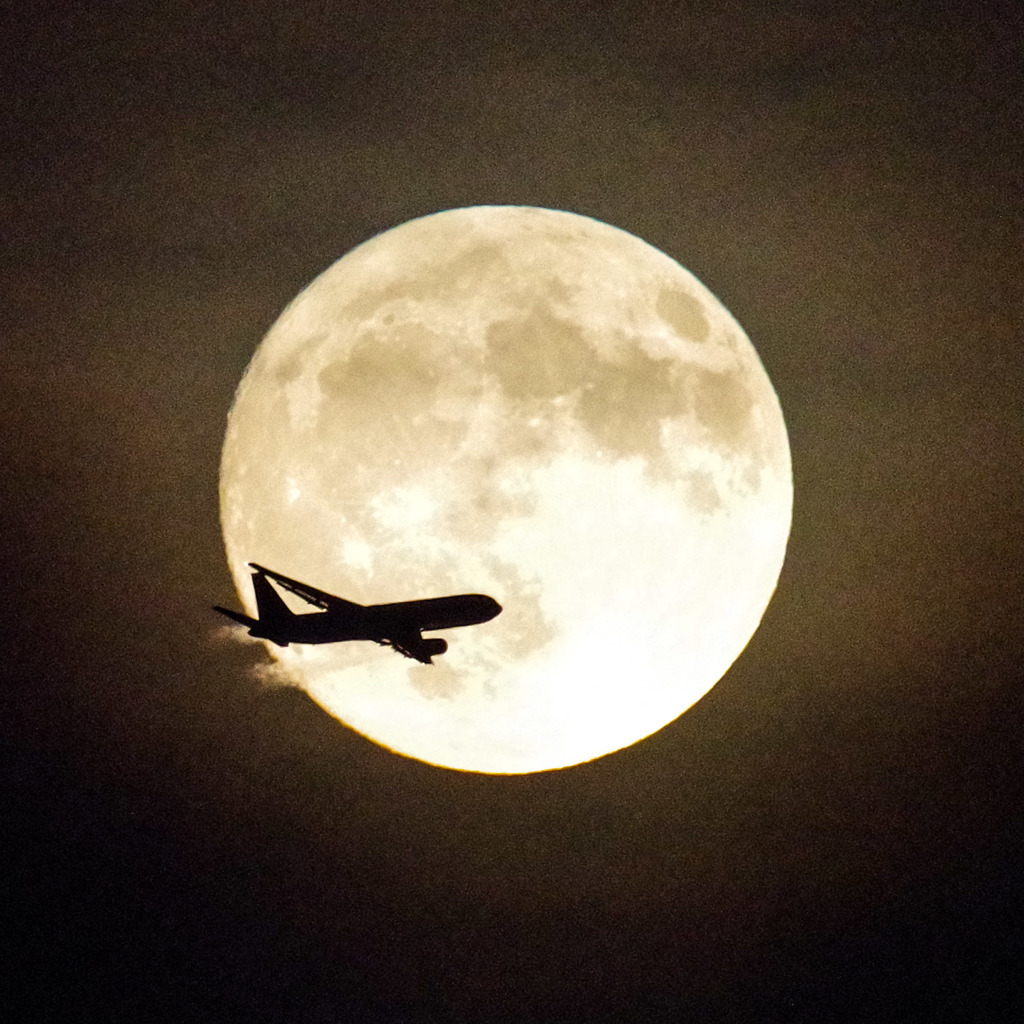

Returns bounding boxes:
[220,206,792,773]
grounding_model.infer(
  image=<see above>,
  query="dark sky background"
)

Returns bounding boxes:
[4,2,1022,1021]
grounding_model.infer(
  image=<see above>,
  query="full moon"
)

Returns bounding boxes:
[220,207,792,773]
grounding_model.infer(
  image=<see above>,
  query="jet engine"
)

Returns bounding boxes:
[422,638,448,658]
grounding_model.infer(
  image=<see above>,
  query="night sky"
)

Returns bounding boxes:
[4,3,1023,1021]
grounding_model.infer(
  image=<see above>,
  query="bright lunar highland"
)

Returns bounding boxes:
[220,207,792,773]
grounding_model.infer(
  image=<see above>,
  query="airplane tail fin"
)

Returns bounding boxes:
[251,570,293,626]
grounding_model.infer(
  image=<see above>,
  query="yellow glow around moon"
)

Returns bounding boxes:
[220,207,792,773]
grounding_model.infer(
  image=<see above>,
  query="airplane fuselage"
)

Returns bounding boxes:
[251,594,501,646]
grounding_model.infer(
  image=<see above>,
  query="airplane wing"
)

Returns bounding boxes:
[247,563,363,613]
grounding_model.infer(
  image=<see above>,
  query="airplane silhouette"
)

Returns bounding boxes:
[214,563,501,664]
